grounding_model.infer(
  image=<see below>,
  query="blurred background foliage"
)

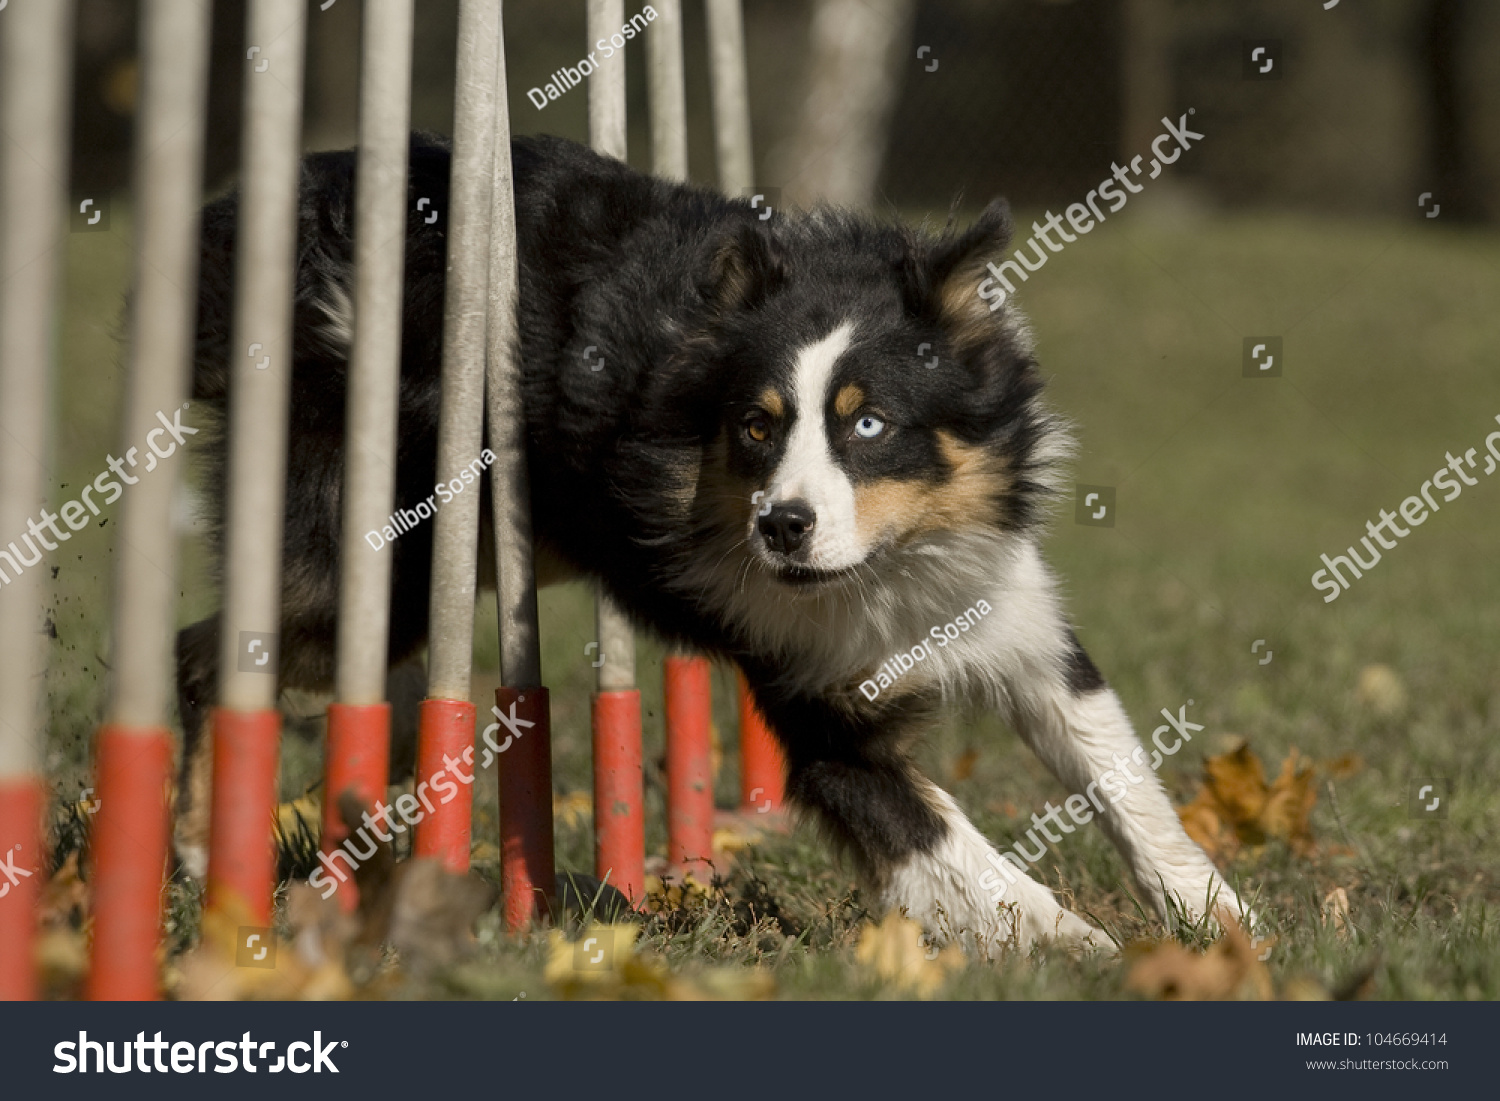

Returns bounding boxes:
[68,0,1500,220]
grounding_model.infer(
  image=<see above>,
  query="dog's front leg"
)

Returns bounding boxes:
[998,631,1254,932]
[765,689,1106,957]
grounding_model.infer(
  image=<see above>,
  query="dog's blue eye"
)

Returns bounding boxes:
[854,415,884,439]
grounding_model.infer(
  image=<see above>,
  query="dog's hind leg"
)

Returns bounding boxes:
[173,607,341,879]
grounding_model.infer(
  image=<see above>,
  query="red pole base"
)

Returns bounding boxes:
[665,656,714,880]
[591,689,644,906]
[495,686,553,930]
[414,698,476,874]
[321,702,390,913]
[0,777,44,1001]
[205,708,281,926]
[86,724,173,1001]
[738,671,786,814]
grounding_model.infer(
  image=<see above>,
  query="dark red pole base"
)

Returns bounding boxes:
[495,686,553,930]
[321,702,390,913]
[665,656,714,880]
[414,698,476,874]
[206,708,281,926]
[86,725,174,1001]
[0,777,43,1000]
[591,689,644,905]
[737,670,786,814]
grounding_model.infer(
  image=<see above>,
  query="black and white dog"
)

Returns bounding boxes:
[178,133,1251,953]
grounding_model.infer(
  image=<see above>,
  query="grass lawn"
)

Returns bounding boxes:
[40,203,1500,999]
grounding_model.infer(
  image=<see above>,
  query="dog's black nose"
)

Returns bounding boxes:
[758,501,816,555]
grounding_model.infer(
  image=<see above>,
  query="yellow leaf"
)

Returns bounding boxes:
[1321,887,1351,939]
[951,747,980,782]
[712,824,763,854]
[1176,740,1321,860]
[1124,925,1272,1000]
[276,794,320,840]
[1354,664,1406,716]
[545,922,640,988]
[553,790,593,830]
[854,912,964,998]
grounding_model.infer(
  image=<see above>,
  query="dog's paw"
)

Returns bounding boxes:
[1157,868,1257,938]
[1007,902,1110,955]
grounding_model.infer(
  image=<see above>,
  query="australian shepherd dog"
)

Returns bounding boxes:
[176,133,1252,954]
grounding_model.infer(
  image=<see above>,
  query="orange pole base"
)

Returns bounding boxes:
[206,708,281,926]
[495,686,553,930]
[414,698,476,874]
[321,702,390,913]
[665,656,714,879]
[0,777,44,1001]
[591,689,644,905]
[738,671,785,814]
[86,724,173,1001]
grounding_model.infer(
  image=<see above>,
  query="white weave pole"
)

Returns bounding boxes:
[0,0,72,787]
[426,0,501,705]
[647,0,689,183]
[88,0,213,1001]
[337,0,416,706]
[705,0,755,196]
[588,0,637,697]
[218,0,306,713]
[104,0,212,724]
[413,0,503,872]
[0,0,74,1003]
[486,1,554,929]
[197,0,306,933]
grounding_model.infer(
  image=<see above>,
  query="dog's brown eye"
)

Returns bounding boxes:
[745,416,770,443]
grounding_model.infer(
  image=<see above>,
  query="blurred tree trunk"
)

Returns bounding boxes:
[769,0,916,209]
[1421,0,1483,220]
[1120,0,1172,159]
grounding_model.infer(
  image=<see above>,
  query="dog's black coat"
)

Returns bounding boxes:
[181,134,1066,879]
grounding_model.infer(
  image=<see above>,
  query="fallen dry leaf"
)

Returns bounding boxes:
[712,822,764,855]
[1124,924,1272,1000]
[553,790,592,830]
[1355,663,1406,716]
[642,872,713,913]
[1321,753,1364,781]
[276,794,321,840]
[854,911,965,998]
[951,747,980,782]
[1321,886,1352,939]
[175,894,353,1001]
[177,794,495,998]
[1261,748,1318,856]
[1178,740,1320,860]
[38,852,88,931]
[545,921,773,1000]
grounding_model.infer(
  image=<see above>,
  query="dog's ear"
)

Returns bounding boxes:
[902,198,1013,349]
[699,221,788,314]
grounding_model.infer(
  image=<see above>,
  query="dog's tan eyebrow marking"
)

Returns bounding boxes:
[756,388,784,417]
[833,383,865,418]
